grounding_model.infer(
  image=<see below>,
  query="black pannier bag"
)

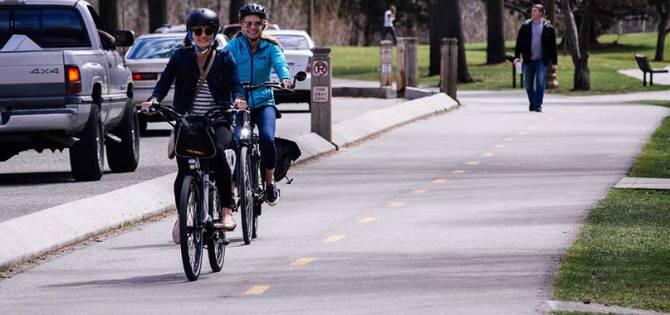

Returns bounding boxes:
[274,137,301,182]
[175,116,217,159]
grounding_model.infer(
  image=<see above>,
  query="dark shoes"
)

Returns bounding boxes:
[266,182,279,206]
[529,105,543,112]
[535,106,542,112]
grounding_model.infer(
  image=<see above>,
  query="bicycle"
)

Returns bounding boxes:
[147,102,232,281]
[236,71,307,245]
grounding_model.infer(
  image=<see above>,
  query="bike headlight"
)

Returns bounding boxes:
[241,127,251,139]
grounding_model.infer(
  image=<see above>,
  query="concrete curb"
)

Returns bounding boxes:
[0,93,458,270]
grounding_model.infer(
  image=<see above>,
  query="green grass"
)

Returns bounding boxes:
[553,189,670,311]
[331,32,670,94]
[629,101,670,178]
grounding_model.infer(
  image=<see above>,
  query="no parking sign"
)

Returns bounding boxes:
[312,61,329,77]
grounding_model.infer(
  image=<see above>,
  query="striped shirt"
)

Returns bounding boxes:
[189,78,216,116]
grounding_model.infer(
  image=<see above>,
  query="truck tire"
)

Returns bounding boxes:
[107,99,140,172]
[70,104,105,181]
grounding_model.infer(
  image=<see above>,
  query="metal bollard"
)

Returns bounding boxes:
[380,40,393,87]
[310,48,332,141]
[440,38,458,100]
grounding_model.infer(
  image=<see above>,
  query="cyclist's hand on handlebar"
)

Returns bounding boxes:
[282,79,294,89]
[234,98,248,110]
[140,100,157,115]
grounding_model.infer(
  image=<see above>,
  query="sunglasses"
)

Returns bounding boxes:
[191,28,214,36]
[243,21,264,28]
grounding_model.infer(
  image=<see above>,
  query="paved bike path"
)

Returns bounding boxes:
[1,92,667,313]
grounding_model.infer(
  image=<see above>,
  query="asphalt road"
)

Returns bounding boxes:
[0,98,401,222]
[1,98,666,314]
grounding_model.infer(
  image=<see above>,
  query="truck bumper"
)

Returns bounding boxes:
[0,101,91,134]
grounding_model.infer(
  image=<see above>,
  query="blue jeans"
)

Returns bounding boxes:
[523,59,548,109]
[234,106,277,171]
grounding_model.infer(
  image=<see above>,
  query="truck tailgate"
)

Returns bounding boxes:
[0,51,65,100]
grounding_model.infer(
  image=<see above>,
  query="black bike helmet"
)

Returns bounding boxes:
[238,3,267,21]
[187,8,220,31]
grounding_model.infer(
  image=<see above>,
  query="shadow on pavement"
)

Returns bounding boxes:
[0,172,76,186]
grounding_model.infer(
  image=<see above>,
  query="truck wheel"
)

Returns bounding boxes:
[107,99,140,172]
[70,104,105,181]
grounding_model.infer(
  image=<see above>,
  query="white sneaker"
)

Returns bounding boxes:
[171,218,179,244]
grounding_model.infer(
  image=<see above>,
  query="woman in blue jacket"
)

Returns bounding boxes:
[226,3,292,206]
[142,8,245,241]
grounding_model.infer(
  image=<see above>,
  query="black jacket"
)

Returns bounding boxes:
[151,47,244,114]
[514,19,557,65]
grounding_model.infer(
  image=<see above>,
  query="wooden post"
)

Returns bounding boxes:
[310,48,332,141]
[308,0,314,37]
[396,37,418,96]
[396,38,407,97]
[380,40,393,87]
[440,38,458,100]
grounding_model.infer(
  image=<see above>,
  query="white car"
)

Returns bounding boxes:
[124,32,227,131]
[264,30,313,104]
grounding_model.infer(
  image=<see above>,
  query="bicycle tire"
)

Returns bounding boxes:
[238,146,254,244]
[251,146,264,239]
[207,183,225,272]
[179,175,203,281]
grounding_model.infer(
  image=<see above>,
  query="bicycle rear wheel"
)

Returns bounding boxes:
[179,175,203,281]
[207,184,225,272]
[238,146,254,244]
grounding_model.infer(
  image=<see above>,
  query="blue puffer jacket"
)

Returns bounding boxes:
[225,35,291,110]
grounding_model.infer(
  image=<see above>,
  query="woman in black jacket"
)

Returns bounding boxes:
[141,8,246,242]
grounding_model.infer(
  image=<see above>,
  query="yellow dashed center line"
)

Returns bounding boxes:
[324,235,345,243]
[388,201,406,208]
[432,178,447,184]
[244,285,271,295]
[291,257,316,266]
[413,189,427,194]
[505,138,515,141]
[482,152,494,157]
[358,216,380,224]
[466,161,480,165]
[452,170,466,174]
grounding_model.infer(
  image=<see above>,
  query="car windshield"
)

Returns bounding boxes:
[126,35,228,59]
[126,36,184,59]
[273,35,310,50]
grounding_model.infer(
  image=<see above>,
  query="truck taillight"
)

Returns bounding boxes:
[132,72,159,81]
[65,65,81,94]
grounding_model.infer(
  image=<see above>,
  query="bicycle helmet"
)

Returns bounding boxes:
[186,8,219,51]
[238,3,267,21]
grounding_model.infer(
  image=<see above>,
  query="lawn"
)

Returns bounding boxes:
[629,101,670,178]
[331,32,670,95]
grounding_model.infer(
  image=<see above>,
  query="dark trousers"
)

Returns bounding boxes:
[174,125,234,209]
[381,27,397,45]
[234,106,277,170]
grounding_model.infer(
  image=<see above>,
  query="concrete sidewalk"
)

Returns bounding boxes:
[0,93,458,269]
[615,177,670,190]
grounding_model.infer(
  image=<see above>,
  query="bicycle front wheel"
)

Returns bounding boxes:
[179,175,204,281]
[238,146,254,245]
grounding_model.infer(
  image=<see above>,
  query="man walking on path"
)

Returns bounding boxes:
[514,4,557,112]
[381,5,397,45]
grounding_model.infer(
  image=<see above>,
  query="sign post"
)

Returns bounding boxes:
[310,48,332,141]
[440,38,458,100]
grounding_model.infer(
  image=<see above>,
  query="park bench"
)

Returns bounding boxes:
[635,54,668,86]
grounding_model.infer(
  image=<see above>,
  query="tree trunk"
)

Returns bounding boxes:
[574,0,592,90]
[445,0,472,83]
[654,0,670,61]
[562,0,590,91]
[148,0,167,33]
[485,0,506,64]
[229,0,243,24]
[429,0,445,75]
[99,0,118,33]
